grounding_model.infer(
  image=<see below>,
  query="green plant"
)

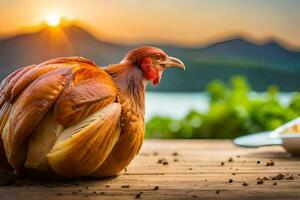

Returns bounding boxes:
[146,75,300,139]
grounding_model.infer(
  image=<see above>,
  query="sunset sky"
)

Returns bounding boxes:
[0,0,299,48]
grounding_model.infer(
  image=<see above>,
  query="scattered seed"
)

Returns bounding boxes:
[273,182,278,185]
[228,178,233,183]
[266,160,275,166]
[153,186,159,190]
[257,180,264,185]
[158,158,168,165]
[221,162,225,166]
[242,182,249,186]
[236,155,240,158]
[232,173,236,175]
[162,160,169,165]
[173,158,178,162]
[286,175,294,180]
[256,161,261,164]
[121,185,130,188]
[105,185,110,188]
[216,190,220,194]
[272,173,285,180]
[228,157,233,162]
[135,192,143,199]
[172,152,178,156]
[188,168,193,170]
[92,191,96,194]
[192,195,198,198]
[56,193,63,196]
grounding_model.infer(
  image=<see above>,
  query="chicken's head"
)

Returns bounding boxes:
[123,46,185,85]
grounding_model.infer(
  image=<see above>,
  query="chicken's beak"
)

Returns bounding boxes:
[163,56,185,69]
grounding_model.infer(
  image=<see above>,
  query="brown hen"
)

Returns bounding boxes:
[0,46,184,178]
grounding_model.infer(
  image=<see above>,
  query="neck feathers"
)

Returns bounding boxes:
[105,62,145,110]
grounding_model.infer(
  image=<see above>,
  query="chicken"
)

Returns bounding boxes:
[0,46,185,178]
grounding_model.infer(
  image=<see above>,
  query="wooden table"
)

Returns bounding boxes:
[1,140,300,200]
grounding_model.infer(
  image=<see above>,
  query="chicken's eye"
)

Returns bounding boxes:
[153,54,162,60]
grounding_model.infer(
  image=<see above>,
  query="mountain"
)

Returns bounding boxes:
[199,38,300,72]
[1,25,300,91]
[0,25,130,73]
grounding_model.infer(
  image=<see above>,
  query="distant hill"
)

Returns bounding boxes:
[199,38,300,72]
[1,24,300,91]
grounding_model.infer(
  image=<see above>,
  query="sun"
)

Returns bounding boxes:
[45,14,61,27]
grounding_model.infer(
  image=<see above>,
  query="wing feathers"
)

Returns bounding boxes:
[0,57,120,176]
[47,102,121,177]
[2,68,71,169]
[54,66,117,126]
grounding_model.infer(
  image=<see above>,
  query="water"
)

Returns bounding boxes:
[145,92,209,120]
[145,92,293,120]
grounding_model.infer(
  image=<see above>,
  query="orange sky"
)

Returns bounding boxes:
[0,0,299,49]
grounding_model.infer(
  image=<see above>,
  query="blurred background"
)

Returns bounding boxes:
[0,0,300,139]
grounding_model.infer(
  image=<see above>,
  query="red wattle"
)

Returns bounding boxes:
[152,76,160,85]
[146,67,158,80]
[140,57,159,84]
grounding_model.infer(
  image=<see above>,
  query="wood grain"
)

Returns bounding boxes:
[1,139,300,200]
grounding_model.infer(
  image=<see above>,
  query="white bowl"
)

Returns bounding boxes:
[280,134,300,156]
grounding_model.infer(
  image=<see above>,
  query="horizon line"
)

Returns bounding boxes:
[0,20,299,52]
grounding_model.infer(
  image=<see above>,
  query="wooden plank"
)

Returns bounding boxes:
[1,139,300,200]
